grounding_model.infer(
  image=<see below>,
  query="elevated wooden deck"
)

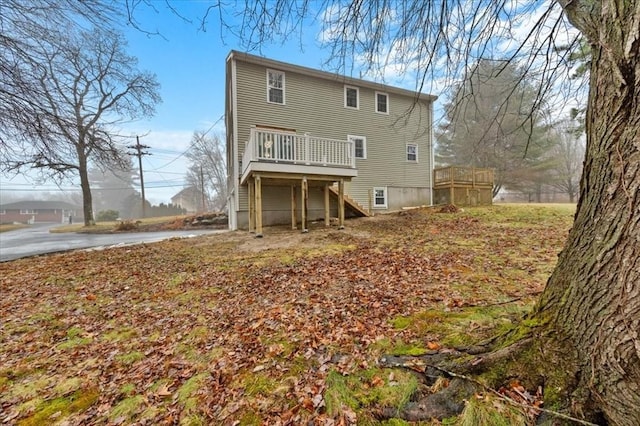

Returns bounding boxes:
[241,127,357,185]
[433,166,494,206]
[241,127,361,236]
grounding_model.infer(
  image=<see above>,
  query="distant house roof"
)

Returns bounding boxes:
[0,201,80,210]
[171,187,199,202]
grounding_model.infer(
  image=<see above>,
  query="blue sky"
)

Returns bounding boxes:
[2,1,576,206]
[2,2,347,205]
[111,2,332,204]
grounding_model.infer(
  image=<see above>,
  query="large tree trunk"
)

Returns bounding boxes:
[77,146,95,227]
[534,2,640,423]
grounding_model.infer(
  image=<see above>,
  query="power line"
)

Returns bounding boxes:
[151,115,225,170]
[202,114,225,136]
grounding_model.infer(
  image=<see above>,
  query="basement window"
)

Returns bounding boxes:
[373,187,387,208]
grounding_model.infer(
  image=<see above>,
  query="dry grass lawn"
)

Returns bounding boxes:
[0,204,574,425]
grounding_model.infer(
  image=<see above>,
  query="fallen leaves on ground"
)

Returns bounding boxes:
[0,205,573,425]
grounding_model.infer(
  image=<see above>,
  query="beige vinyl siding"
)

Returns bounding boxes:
[233,58,433,213]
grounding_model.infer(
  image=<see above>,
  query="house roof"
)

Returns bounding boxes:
[227,50,438,103]
[0,200,80,210]
[171,186,199,201]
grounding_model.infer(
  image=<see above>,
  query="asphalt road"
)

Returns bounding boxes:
[0,223,227,262]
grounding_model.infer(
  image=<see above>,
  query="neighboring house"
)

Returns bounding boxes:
[0,201,82,224]
[171,186,203,214]
[225,50,437,234]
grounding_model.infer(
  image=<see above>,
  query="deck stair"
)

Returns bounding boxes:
[328,186,371,217]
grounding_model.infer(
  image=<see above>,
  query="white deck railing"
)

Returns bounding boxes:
[242,127,355,174]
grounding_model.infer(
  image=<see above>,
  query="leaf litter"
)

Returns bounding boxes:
[0,204,573,425]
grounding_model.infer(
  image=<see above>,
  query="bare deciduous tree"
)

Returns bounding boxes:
[185,131,228,212]
[1,26,160,226]
[210,1,640,423]
[547,119,585,202]
[1,0,119,147]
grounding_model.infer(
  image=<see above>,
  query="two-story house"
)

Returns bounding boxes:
[225,50,437,235]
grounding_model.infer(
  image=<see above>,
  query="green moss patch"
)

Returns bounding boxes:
[324,368,418,421]
[242,373,277,397]
[396,305,532,348]
[108,395,145,423]
[5,374,51,401]
[18,387,98,426]
[176,373,209,424]
[457,394,528,426]
[115,351,145,365]
[102,327,137,342]
[57,327,92,350]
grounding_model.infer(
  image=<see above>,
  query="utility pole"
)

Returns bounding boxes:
[200,165,206,212]
[128,136,151,218]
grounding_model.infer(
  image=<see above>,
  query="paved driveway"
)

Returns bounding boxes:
[0,223,226,262]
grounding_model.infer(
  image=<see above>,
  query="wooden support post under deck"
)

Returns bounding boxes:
[449,171,455,205]
[255,175,263,237]
[338,179,345,229]
[291,185,297,230]
[324,184,330,227]
[248,177,255,233]
[301,177,308,233]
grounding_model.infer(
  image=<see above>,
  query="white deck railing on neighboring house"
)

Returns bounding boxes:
[242,127,355,174]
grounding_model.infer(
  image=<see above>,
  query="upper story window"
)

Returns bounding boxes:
[267,69,285,104]
[407,144,418,162]
[348,135,367,159]
[344,86,359,109]
[375,92,389,114]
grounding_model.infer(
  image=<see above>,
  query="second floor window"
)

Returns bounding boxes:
[348,135,367,159]
[344,86,359,109]
[376,92,388,114]
[267,69,285,104]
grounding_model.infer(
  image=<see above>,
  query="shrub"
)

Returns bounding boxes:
[114,220,138,231]
[96,210,119,221]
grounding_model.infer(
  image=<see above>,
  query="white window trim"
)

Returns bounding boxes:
[20,209,37,215]
[344,85,359,109]
[407,143,418,162]
[348,134,367,159]
[266,69,285,105]
[375,91,389,114]
[373,187,388,209]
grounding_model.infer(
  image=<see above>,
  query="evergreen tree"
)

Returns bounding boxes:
[436,60,553,196]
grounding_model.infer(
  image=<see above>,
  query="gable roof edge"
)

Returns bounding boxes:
[228,50,438,103]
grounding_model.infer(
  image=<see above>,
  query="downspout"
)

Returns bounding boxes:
[429,100,435,206]
[232,57,239,230]
[226,52,240,231]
